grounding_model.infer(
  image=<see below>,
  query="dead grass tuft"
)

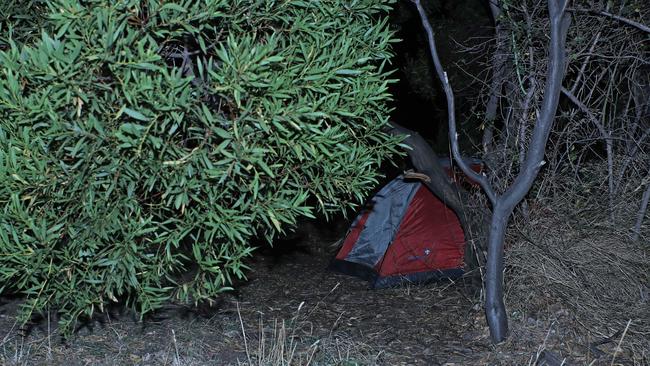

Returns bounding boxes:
[505,175,650,364]
[235,300,382,366]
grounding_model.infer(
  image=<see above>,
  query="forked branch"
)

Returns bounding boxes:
[412,0,571,343]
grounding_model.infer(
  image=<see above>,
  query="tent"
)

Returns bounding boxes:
[329,158,482,288]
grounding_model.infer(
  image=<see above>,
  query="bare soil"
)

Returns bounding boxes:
[0,219,645,365]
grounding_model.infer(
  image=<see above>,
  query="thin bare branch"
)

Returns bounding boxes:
[633,172,650,241]
[561,87,608,137]
[568,8,650,34]
[412,0,498,205]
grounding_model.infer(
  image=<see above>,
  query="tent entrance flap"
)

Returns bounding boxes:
[344,178,420,267]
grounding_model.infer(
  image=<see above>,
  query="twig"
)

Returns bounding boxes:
[569,8,650,34]
[615,127,650,192]
[569,31,601,95]
[237,302,252,365]
[171,329,181,365]
[633,171,650,241]
[610,320,632,366]
[47,308,52,361]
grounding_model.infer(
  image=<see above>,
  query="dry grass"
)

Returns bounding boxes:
[2,336,32,366]
[505,176,650,364]
[234,292,383,366]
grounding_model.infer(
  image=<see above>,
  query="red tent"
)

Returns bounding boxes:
[329,159,481,288]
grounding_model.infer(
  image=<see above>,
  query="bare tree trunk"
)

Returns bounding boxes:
[388,123,463,209]
[483,2,570,342]
[412,0,570,343]
[517,82,536,221]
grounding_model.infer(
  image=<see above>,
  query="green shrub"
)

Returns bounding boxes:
[0,0,401,334]
[0,1,50,50]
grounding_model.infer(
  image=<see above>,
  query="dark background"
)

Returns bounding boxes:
[388,0,493,154]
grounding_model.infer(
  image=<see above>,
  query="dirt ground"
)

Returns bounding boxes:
[0,219,646,365]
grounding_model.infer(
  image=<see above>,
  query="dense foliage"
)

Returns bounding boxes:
[0,1,49,50]
[0,0,401,334]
